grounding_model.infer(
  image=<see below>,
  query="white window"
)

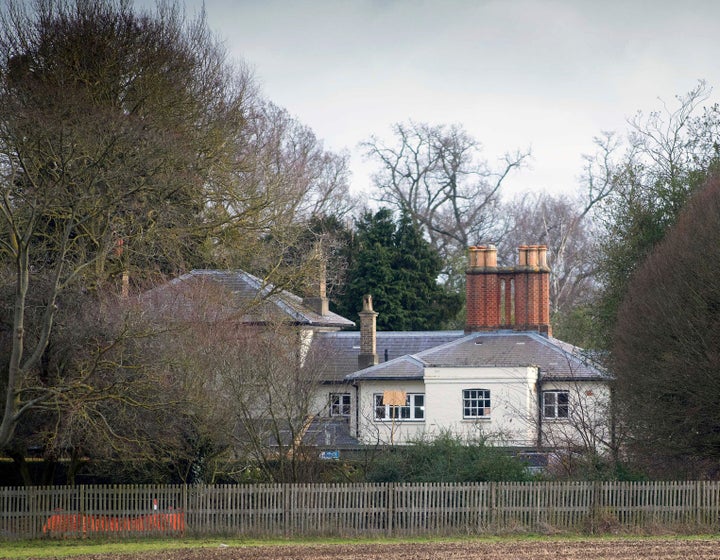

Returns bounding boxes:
[543,390,569,419]
[374,393,424,421]
[330,393,351,417]
[463,388,491,418]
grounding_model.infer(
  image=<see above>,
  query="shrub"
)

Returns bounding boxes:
[364,432,532,483]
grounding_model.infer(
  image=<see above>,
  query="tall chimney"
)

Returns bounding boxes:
[465,245,501,333]
[514,244,552,336]
[535,245,551,336]
[465,243,552,336]
[303,243,329,316]
[358,294,379,369]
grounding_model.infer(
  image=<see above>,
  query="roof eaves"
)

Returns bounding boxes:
[354,376,424,381]
[345,354,426,381]
[244,274,353,327]
[540,373,611,382]
[530,332,606,375]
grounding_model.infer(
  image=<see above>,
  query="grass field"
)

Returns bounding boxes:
[3,536,720,560]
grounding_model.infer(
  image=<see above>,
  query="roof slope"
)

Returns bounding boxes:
[142,269,354,328]
[308,331,465,383]
[346,331,606,381]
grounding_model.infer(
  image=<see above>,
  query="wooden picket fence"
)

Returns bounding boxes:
[2,481,720,539]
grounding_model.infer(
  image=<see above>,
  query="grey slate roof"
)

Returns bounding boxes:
[343,354,426,381]
[346,331,606,382]
[142,269,354,329]
[307,331,465,383]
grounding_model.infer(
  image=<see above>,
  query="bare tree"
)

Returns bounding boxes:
[0,0,361,467]
[502,192,598,315]
[0,286,191,485]
[587,81,720,349]
[363,121,529,268]
[221,325,332,482]
[537,379,616,479]
[218,99,359,288]
[626,81,716,199]
[0,0,256,452]
[237,101,356,223]
[137,272,346,483]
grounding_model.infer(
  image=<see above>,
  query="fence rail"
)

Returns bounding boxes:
[2,481,720,539]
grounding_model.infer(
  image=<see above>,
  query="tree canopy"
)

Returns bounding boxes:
[612,172,720,476]
[335,208,461,331]
[363,121,529,289]
[0,0,353,458]
[589,82,720,349]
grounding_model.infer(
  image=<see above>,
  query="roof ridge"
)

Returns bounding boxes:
[144,269,353,327]
[529,332,588,365]
[346,353,426,380]
[190,269,343,325]
[413,331,485,360]
[315,330,465,338]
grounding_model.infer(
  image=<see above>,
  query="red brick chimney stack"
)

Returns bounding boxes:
[465,245,500,332]
[514,245,551,335]
[465,244,551,336]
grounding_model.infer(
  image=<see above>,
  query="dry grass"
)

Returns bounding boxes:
[4,537,720,560]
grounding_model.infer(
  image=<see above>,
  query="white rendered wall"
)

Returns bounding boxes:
[539,380,611,451]
[350,373,610,449]
[354,369,540,446]
[423,366,539,446]
[355,380,427,445]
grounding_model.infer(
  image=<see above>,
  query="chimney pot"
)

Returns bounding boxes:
[485,244,497,267]
[527,245,539,267]
[537,245,548,268]
[468,246,478,268]
[518,245,528,266]
[478,246,487,268]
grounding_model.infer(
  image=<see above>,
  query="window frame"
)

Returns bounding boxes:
[329,393,351,417]
[462,388,492,419]
[373,393,425,422]
[543,390,570,419]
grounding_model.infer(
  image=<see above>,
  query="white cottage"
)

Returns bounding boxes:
[146,244,609,454]
[309,244,610,452]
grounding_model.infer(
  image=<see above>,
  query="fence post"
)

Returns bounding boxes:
[28,485,37,538]
[386,483,395,537]
[489,482,497,530]
[283,484,290,538]
[589,480,600,535]
[79,485,86,538]
[182,484,188,532]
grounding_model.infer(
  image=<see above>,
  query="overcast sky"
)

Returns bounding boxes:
[163,0,720,198]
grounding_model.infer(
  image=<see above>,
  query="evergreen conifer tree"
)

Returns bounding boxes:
[336,209,461,330]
